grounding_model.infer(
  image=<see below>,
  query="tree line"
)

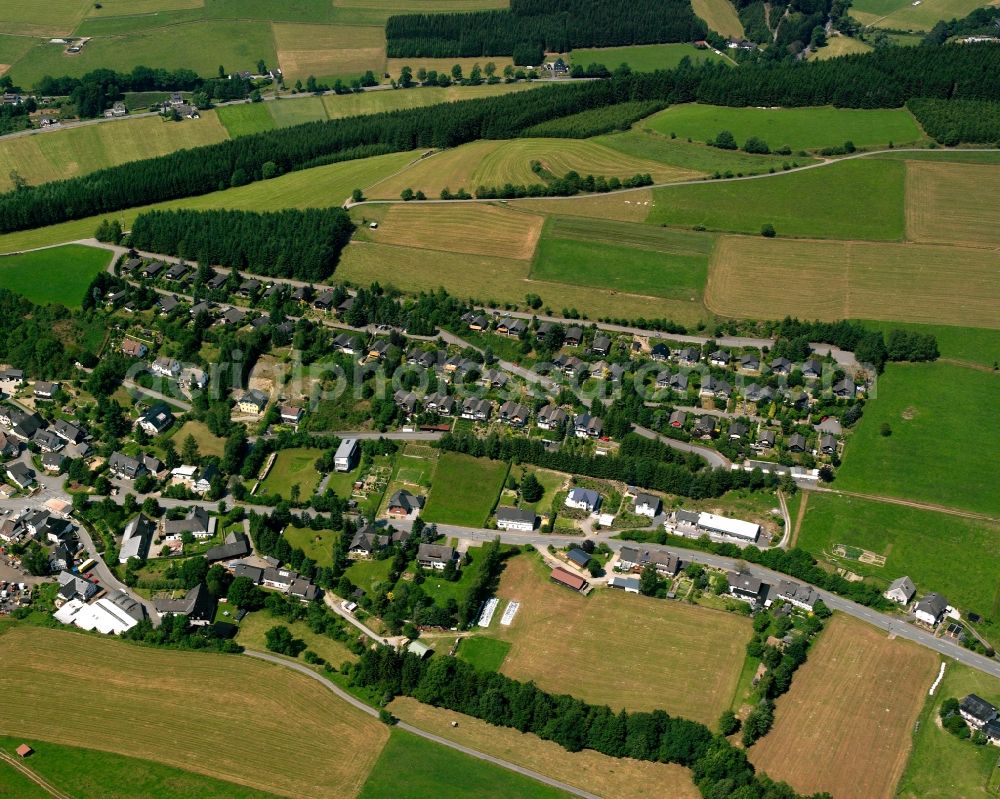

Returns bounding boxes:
[521,99,666,138]
[771,317,938,371]
[351,644,830,799]
[385,0,707,62]
[923,6,1000,45]
[3,44,999,234]
[907,98,1000,145]
[471,171,653,200]
[129,209,355,281]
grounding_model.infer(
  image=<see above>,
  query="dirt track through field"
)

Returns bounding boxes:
[0,751,73,799]
[750,614,939,799]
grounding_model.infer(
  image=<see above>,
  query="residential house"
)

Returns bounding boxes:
[34,381,60,400]
[52,420,84,444]
[0,367,24,384]
[481,369,509,389]
[668,410,686,429]
[591,335,611,356]
[728,422,748,440]
[787,433,807,453]
[700,376,732,400]
[190,300,215,318]
[141,261,165,279]
[495,506,535,532]
[914,593,949,626]
[333,333,359,355]
[423,392,455,416]
[238,278,261,297]
[667,372,688,393]
[164,262,190,283]
[386,489,423,518]
[137,403,174,436]
[774,580,819,611]
[727,571,765,603]
[119,514,155,563]
[109,452,145,480]
[833,378,856,398]
[769,357,792,375]
[366,339,391,362]
[313,291,336,311]
[802,359,823,379]
[41,452,65,473]
[757,429,776,450]
[121,338,148,358]
[157,295,179,314]
[280,405,303,425]
[348,526,386,559]
[55,570,99,607]
[694,415,716,438]
[708,349,730,367]
[417,543,456,570]
[618,546,680,576]
[237,389,269,415]
[960,695,999,729]
[499,401,530,427]
[565,487,601,513]
[393,390,418,417]
[162,506,215,541]
[537,405,567,431]
[154,583,216,626]
[495,317,527,337]
[739,354,760,373]
[573,413,603,438]
[466,313,489,331]
[744,383,773,403]
[884,576,916,605]
[151,357,181,379]
[676,347,699,365]
[634,492,661,518]
[32,429,64,452]
[5,462,34,490]
[564,327,583,347]
[233,563,264,583]
[820,434,837,455]
[334,438,359,472]
[461,397,492,422]
[336,296,354,316]
[0,433,18,458]
[650,343,671,361]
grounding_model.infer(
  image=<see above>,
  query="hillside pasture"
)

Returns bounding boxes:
[369,203,545,260]
[0,113,229,191]
[691,0,745,38]
[267,95,329,127]
[87,0,205,14]
[797,492,1000,620]
[647,158,906,239]
[0,35,35,74]
[809,34,873,59]
[421,452,508,527]
[514,189,655,222]
[849,0,994,30]
[273,23,385,82]
[705,236,1000,328]
[0,150,420,256]
[750,614,939,799]
[568,43,731,71]
[322,82,537,119]
[0,0,91,36]
[389,697,701,799]
[7,20,278,86]
[0,626,387,799]
[0,244,110,308]
[859,320,1000,368]
[217,102,275,136]
[906,161,1000,249]
[531,216,713,301]
[493,556,752,726]
[834,362,1000,516]
[645,104,923,151]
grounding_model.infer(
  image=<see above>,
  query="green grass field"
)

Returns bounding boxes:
[647,158,906,240]
[173,420,226,458]
[0,735,282,799]
[235,609,357,666]
[346,556,395,593]
[797,492,1000,619]
[0,150,419,256]
[850,0,991,30]
[259,447,324,500]
[0,244,110,308]
[691,0,745,38]
[422,452,509,527]
[645,104,924,151]
[217,103,275,137]
[268,95,329,127]
[283,525,335,566]
[569,43,731,72]
[8,20,278,86]
[835,363,1000,516]
[859,321,1000,369]
[456,635,512,672]
[531,216,713,302]
[0,0,91,36]
[358,730,573,799]
[0,113,229,191]
[808,35,873,60]
[895,663,1000,799]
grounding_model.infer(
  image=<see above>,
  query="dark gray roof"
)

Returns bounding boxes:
[205,531,251,562]
[566,548,590,566]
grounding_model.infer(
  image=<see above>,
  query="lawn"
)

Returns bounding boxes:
[895,662,1000,799]
[796,492,1000,620]
[835,363,1000,515]
[0,625,386,799]
[0,150,419,256]
[267,95,329,128]
[531,216,713,302]
[259,447,325,500]
[0,735,281,799]
[217,102,275,137]
[569,43,731,71]
[422,452,509,527]
[173,420,226,458]
[0,113,229,191]
[492,555,752,726]
[706,235,1000,329]
[358,730,574,799]
[345,556,395,593]
[647,157,906,239]
[283,525,336,567]
[388,697,700,799]
[906,161,1000,250]
[645,104,924,151]
[8,20,278,86]
[456,635,512,672]
[0,244,110,308]
[234,609,358,666]
[750,614,940,799]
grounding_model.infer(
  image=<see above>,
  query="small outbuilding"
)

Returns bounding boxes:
[16,743,33,758]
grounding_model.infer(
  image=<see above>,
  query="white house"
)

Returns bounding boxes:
[496,506,535,532]
[633,492,661,518]
[914,593,948,626]
[884,576,916,605]
[564,487,601,513]
[334,438,359,472]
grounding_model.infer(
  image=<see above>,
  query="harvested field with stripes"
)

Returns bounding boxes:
[906,161,1000,249]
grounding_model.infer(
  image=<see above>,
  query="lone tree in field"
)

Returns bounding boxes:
[713,130,738,149]
[351,188,365,203]
[761,223,776,238]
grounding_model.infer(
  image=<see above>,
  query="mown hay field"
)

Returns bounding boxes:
[690,0,745,37]
[850,0,994,30]
[0,113,228,191]
[367,140,502,198]
[808,34,873,59]
[906,161,1000,249]
[273,22,385,82]
[750,614,939,799]
[514,189,656,222]
[493,556,752,726]
[0,626,388,799]
[369,203,544,260]
[568,43,731,71]
[389,697,701,799]
[323,81,537,119]
[0,0,91,36]
[86,0,205,15]
[706,235,1000,328]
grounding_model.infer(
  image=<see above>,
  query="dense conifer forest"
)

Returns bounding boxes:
[907,98,1000,144]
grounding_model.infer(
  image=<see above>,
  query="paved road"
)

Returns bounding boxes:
[396,519,1000,680]
[123,379,193,412]
[243,649,602,799]
[323,592,402,646]
[632,423,731,469]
